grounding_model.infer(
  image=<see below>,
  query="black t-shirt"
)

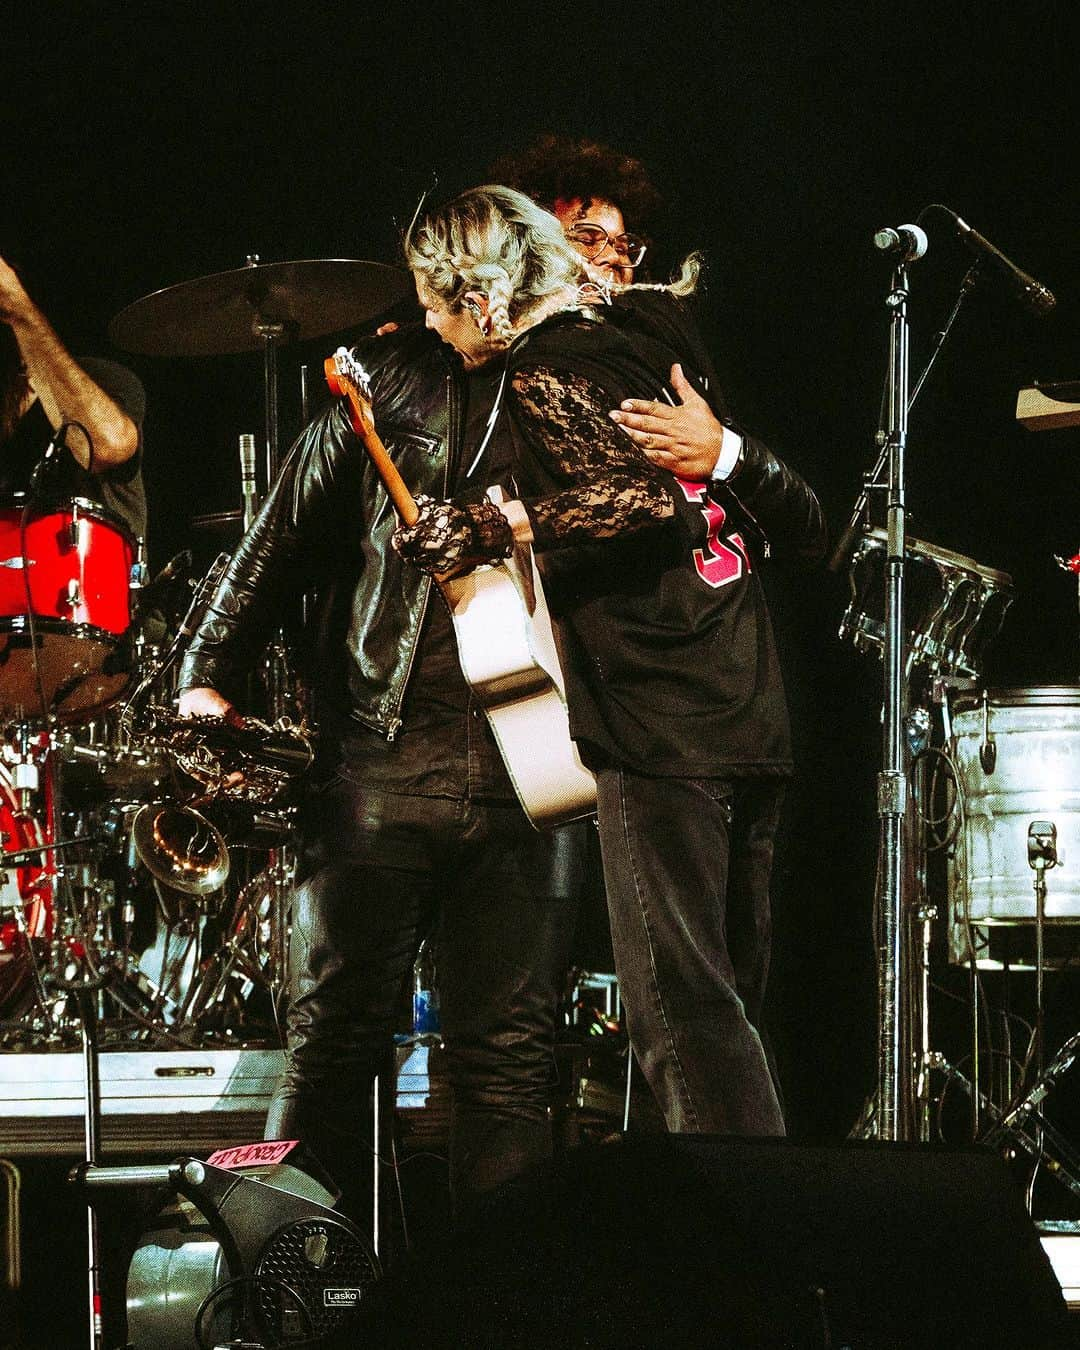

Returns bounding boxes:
[0,357,147,543]
[504,306,794,777]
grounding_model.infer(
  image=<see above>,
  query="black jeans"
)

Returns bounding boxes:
[595,767,786,1136]
[265,772,580,1215]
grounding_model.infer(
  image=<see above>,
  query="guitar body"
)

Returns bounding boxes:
[326,350,596,830]
[438,502,596,829]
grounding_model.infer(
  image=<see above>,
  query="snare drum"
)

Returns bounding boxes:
[840,528,1014,682]
[948,687,1080,925]
[0,765,51,1016]
[0,495,135,719]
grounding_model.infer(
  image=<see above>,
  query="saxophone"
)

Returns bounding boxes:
[136,705,314,805]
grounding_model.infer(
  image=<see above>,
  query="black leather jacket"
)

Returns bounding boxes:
[177,324,464,738]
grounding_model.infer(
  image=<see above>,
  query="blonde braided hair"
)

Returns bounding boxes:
[405,185,584,347]
[404,184,701,345]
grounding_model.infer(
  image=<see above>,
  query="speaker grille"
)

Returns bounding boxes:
[255,1215,379,1343]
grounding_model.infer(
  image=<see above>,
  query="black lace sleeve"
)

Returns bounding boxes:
[509,365,676,551]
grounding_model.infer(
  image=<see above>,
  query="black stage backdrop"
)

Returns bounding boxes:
[3,2,1079,1140]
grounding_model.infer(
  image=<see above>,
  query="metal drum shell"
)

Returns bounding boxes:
[840,528,1014,682]
[949,687,1080,924]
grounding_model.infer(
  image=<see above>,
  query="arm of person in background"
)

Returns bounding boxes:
[0,253,138,471]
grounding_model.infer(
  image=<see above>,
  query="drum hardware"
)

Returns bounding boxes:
[170,868,281,1036]
[901,686,1080,1201]
[839,528,1015,685]
[947,688,1080,929]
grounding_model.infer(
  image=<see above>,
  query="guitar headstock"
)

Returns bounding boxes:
[325,347,375,437]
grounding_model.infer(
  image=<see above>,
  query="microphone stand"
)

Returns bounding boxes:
[832,251,988,1141]
[875,257,913,1142]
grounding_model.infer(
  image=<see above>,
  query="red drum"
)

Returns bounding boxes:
[0,765,51,1017]
[0,496,135,719]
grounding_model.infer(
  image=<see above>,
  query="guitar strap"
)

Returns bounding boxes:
[463,356,511,480]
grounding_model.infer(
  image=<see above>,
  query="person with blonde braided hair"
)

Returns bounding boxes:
[395,184,826,1137]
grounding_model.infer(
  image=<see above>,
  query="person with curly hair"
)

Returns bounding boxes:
[491,134,663,286]
[495,135,746,488]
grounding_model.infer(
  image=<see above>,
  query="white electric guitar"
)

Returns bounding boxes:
[325,348,596,829]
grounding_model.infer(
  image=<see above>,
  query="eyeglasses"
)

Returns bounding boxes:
[565,223,647,269]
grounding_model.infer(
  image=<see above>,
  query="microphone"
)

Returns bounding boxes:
[238,432,259,531]
[1027,819,1058,870]
[941,208,1055,315]
[28,427,67,493]
[873,224,929,262]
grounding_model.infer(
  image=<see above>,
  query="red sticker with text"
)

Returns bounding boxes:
[206,1139,300,1170]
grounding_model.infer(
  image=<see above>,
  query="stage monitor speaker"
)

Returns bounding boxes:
[359,1135,1071,1349]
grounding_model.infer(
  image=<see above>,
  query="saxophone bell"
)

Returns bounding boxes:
[132,801,230,897]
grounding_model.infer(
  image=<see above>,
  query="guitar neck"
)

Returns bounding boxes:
[325,353,420,526]
[356,425,420,527]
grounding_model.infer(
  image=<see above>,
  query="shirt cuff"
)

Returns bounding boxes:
[710,426,743,481]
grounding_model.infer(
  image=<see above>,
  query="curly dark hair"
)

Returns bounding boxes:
[489,135,664,232]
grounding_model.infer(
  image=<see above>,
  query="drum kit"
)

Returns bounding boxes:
[0,255,409,1048]
[839,502,1080,1195]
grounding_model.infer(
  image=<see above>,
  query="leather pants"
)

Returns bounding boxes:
[265,772,581,1218]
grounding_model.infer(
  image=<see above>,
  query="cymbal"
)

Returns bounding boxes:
[109,258,412,357]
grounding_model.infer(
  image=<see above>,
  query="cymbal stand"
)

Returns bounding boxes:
[172,871,276,1031]
[260,633,298,1000]
[254,318,290,490]
[905,703,934,1141]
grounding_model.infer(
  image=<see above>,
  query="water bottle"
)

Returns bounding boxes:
[411,937,441,1045]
